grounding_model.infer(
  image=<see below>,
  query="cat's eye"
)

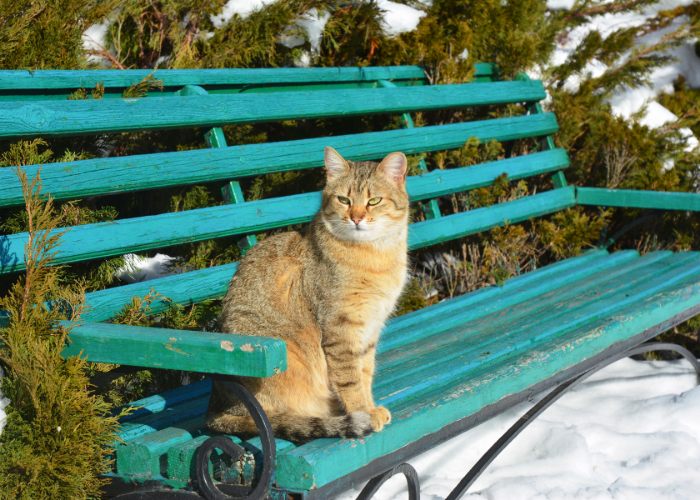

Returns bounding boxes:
[337,196,351,205]
[367,197,382,206]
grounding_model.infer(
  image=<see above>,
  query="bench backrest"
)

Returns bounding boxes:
[0,65,571,323]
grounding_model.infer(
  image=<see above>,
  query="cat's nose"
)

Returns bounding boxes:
[351,216,363,225]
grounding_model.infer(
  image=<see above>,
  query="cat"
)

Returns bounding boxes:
[206,146,410,442]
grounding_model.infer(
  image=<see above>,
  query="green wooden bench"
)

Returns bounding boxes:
[1,64,700,499]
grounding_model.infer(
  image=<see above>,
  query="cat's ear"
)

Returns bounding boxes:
[378,152,408,187]
[324,146,350,182]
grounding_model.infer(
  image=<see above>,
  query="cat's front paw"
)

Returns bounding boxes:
[369,406,391,432]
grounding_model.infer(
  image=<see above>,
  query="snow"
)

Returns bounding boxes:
[115,253,177,283]
[0,367,7,437]
[211,0,279,27]
[0,395,7,437]
[377,0,426,37]
[547,1,699,136]
[338,357,700,500]
[82,21,110,64]
[297,8,330,52]
[547,0,576,9]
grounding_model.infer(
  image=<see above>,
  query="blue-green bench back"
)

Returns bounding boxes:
[0,64,569,374]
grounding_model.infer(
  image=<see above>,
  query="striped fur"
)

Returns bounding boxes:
[207,148,409,442]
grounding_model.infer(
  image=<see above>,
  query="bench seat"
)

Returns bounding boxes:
[111,249,700,495]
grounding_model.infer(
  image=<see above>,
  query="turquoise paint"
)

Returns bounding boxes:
[0,81,545,138]
[62,322,287,376]
[0,113,559,207]
[0,66,427,91]
[577,187,700,211]
[274,261,700,489]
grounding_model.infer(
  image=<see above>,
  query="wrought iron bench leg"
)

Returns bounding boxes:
[113,379,276,499]
[445,342,700,500]
[195,379,276,500]
[357,463,421,500]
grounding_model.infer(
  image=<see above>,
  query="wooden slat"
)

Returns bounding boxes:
[380,250,640,352]
[118,398,209,442]
[0,64,495,93]
[274,251,700,490]
[83,240,597,328]
[577,187,700,211]
[409,148,569,201]
[0,82,427,102]
[83,263,239,322]
[61,322,287,377]
[2,187,571,275]
[376,252,691,397]
[408,187,576,249]
[0,66,427,91]
[0,80,546,138]
[0,113,559,207]
[121,379,212,421]
[0,150,567,275]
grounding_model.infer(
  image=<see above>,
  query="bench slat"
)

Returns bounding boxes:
[2,188,572,274]
[382,253,700,410]
[377,252,687,397]
[0,113,559,207]
[409,186,576,249]
[577,187,700,211]
[274,251,700,490]
[0,154,569,275]
[0,80,545,138]
[0,64,495,92]
[0,66,426,91]
[61,322,287,377]
[380,250,640,352]
[83,237,596,327]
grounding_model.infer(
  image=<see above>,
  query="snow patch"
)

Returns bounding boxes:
[547,0,576,9]
[297,8,330,52]
[82,21,110,64]
[0,367,7,437]
[338,358,700,499]
[377,0,426,37]
[211,0,279,27]
[116,253,177,283]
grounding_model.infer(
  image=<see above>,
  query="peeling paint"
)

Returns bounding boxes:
[164,340,189,356]
[220,340,234,352]
[240,343,254,352]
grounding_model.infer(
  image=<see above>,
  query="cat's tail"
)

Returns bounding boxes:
[206,411,373,442]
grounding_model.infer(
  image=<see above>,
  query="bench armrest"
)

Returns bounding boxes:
[61,321,287,377]
[576,187,700,211]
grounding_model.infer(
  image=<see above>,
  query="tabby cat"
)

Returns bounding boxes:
[206,147,410,441]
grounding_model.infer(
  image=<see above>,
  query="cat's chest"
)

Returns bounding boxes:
[345,265,407,345]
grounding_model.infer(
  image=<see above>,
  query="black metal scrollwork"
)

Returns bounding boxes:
[356,463,420,500]
[195,379,276,500]
[445,342,700,500]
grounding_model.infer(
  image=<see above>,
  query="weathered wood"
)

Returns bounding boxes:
[273,252,700,490]
[0,66,426,91]
[0,113,559,207]
[577,187,700,211]
[408,187,576,249]
[380,250,641,353]
[61,322,287,377]
[0,64,495,92]
[0,158,570,274]
[0,81,546,138]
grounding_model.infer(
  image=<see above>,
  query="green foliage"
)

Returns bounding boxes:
[0,170,122,498]
[395,277,429,316]
[202,0,318,68]
[0,0,118,69]
[122,73,164,97]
